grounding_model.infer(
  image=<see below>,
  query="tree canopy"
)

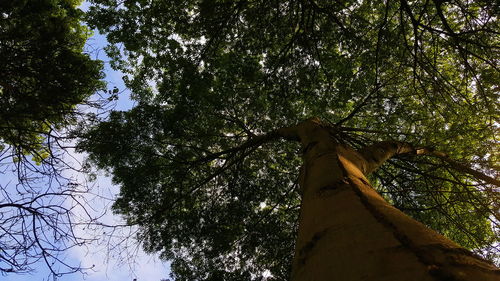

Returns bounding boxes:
[0,0,104,159]
[80,0,498,280]
[0,0,106,275]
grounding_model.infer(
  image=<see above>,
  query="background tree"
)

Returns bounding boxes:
[0,0,104,157]
[81,0,499,280]
[0,0,107,275]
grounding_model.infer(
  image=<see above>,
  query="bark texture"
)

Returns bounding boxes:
[281,119,499,281]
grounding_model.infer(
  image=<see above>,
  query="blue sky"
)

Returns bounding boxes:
[2,2,170,281]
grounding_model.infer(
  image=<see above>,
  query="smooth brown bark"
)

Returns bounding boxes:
[279,119,499,281]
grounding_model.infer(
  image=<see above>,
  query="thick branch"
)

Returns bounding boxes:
[192,130,285,164]
[357,141,415,174]
[357,141,500,187]
[416,148,500,187]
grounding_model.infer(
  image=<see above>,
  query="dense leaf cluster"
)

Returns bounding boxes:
[0,0,104,157]
[81,0,499,280]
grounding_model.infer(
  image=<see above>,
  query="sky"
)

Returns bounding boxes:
[1,2,171,281]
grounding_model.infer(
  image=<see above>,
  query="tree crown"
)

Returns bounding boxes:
[80,0,499,279]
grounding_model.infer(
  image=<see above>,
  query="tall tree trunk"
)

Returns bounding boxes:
[279,119,499,281]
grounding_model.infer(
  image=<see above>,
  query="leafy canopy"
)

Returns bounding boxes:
[0,0,105,159]
[81,0,498,280]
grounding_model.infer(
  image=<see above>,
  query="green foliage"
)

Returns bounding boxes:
[81,0,498,279]
[80,105,303,279]
[0,0,105,157]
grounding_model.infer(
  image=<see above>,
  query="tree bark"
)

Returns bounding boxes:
[280,119,499,281]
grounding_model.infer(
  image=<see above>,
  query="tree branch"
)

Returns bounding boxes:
[357,140,500,187]
[415,147,500,187]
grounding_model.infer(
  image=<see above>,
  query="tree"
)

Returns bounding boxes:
[0,0,106,275]
[81,0,499,280]
[0,0,104,157]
